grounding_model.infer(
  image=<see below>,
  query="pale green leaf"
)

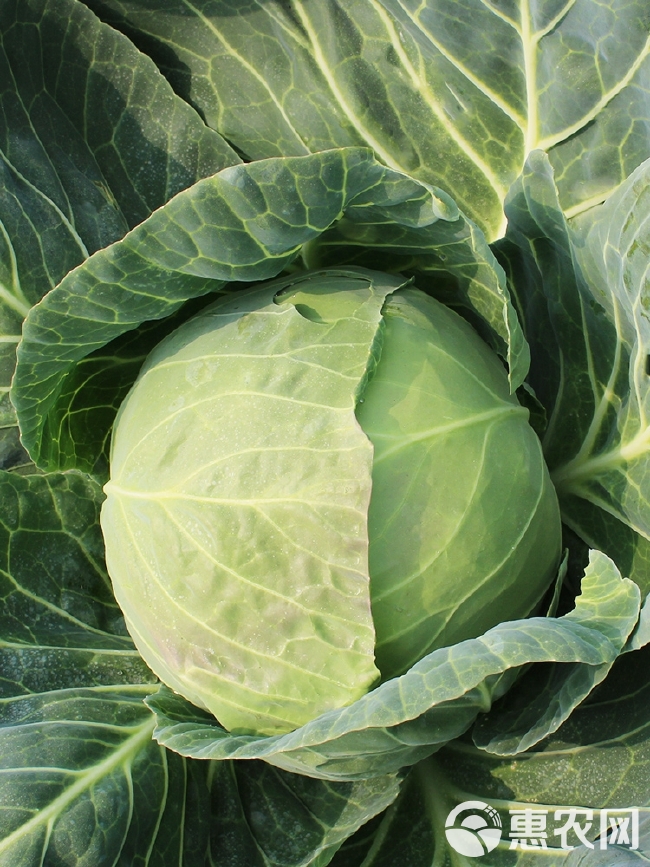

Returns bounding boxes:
[102,271,401,735]
[472,551,640,755]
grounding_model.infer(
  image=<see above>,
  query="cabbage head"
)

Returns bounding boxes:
[101,267,562,736]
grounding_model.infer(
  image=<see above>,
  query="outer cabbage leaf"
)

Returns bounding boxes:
[11,148,524,475]
[565,159,650,549]
[0,0,239,473]
[145,560,641,781]
[495,152,650,594]
[626,594,650,652]
[83,0,650,240]
[0,471,139,670]
[325,636,650,865]
[0,689,400,867]
[472,553,649,755]
[0,468,400,866]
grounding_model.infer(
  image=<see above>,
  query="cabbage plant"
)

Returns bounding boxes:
[1,0,650,865]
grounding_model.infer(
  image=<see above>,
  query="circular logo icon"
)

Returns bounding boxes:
[445,800,502,857]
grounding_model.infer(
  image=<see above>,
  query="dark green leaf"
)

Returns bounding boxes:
[82,0,650,240]
[496,152,650,594]
[345,644,650,865]
[0,470,154,700]
[305,180,528,383]
[39,294,224,481]
[0,687,399,867]
[206,762,400,867]
[11,148,522,474]
[0,0,239,472]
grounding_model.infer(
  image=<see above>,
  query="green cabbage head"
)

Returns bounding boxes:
[101,268,562,736]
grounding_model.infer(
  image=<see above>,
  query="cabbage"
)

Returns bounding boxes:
[3,0,650,856]
[101,268,561,735]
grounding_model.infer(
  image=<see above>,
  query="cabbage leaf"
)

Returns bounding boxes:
[83,0,650,240]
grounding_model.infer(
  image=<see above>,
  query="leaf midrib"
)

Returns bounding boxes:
[0,715,156,858]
